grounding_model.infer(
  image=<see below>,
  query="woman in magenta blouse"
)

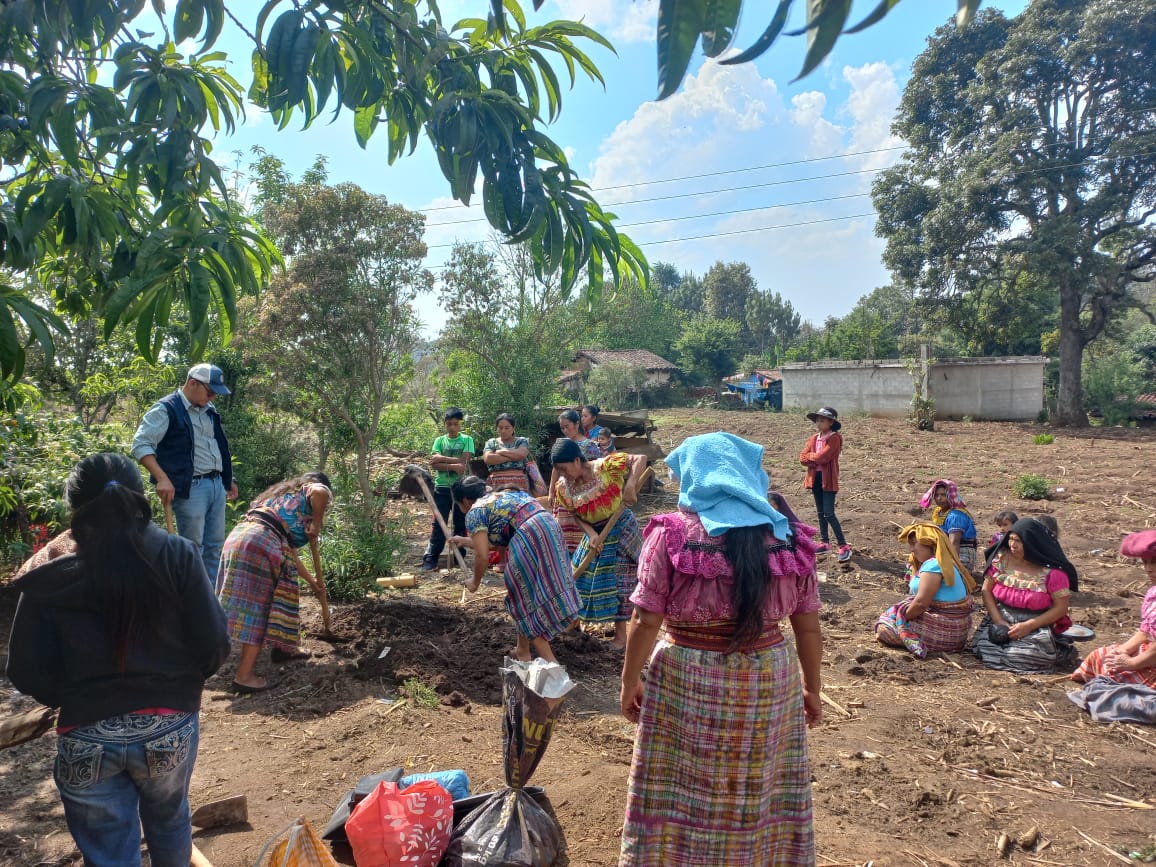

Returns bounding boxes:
[972,518,1079,672]
[618,432,823,867]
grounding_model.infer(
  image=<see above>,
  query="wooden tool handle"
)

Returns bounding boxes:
[164,501,175,534]
[309,537,332,634]
[416,476,470,572]
[572,506,626,582]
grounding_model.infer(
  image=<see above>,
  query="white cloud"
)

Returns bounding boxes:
[789,91,842,156]
[841,62,904,170]
[551,0,657,45]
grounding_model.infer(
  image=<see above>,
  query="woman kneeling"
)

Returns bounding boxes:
[876,522,975,657]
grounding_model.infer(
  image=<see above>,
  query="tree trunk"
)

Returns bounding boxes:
[1055,285,1088,427]
[355,433,374,520]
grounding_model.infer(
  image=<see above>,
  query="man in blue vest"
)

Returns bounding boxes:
[132,364,238,585]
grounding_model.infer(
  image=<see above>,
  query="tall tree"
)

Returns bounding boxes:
[745,289,801,361]
[873,1,1156,425]
[591,277,682,362]
[0,1,644,383]
[241,171,429,511]
[703,261,757,349]
[675,314,742,389]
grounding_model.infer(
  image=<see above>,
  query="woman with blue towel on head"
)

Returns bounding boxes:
[619,432,823,867]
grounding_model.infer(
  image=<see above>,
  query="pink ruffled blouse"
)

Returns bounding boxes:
[989,553,1071,632]
[1140,585,1156,637]
[631,510,821,625]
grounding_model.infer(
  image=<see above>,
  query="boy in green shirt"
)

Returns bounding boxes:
[422,407,475,571]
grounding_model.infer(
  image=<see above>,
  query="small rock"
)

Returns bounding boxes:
[977,696,998,707]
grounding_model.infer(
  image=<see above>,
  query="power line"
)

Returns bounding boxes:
[418,144,906,213]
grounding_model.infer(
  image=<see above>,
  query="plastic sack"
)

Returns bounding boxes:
[442,659,576,867]
[400,770,470,801]
[255,817,340,867]
[345,780,453,867]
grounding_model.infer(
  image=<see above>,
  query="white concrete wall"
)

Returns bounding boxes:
[781,358,1047,420]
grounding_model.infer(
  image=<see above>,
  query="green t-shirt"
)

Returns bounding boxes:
[432,433,475,488]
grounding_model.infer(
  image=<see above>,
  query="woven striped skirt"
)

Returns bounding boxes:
[971,603,1078,673]
[217,520,300,651]
[620,635,815,866]
[553,503,585,555]
[573,509,641,624]
[504,510,581,640]
[487,468,529,492]
[875,597,973,657]
[1074,643,1156,688]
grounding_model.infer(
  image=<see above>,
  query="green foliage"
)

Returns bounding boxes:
[675,314,742,385]
[585,361,649,411]
[240,167,427,513]
[1083,352,1147,426]
[745,289,801,361]
[648,0,984,99]
[872,1,1156,424]
[1013,474,1051,501]
[438,241,580,444]
[400,677,440,708]
[589,277,682,362]
[1033,433,1054,445]
[0,397,125,566]
[0,1,646,388]
[904,358,935,431]
[374,402,440,456]
[318,478,405,602]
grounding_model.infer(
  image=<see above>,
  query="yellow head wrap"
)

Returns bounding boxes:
[897,521,976,594]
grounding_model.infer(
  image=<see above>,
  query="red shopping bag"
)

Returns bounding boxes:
[345,780,453,867]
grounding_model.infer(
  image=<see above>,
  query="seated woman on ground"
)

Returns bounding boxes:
[876,522,976,658]
[920,479,980,573]
[448,476,581,663]
[1072,530,1156,688]
[972,518,1080,673]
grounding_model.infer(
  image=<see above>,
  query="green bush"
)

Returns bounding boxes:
[1013,474,1051,501]
[1,399,130,568]
[1083,353,1146,426]
[317,467,405,602]
[1033,433,1055,445]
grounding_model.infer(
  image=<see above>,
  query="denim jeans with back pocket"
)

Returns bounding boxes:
[54,711,198,867]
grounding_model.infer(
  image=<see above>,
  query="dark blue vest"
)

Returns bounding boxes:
[152,392,233,499]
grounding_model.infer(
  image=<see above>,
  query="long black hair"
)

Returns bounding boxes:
[66,453,170,663]
[451,475,488,505]
[725,524,772,652]
[253,471,332,507]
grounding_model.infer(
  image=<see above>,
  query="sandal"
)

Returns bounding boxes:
[231,680,272,694]
[270,647,311,663]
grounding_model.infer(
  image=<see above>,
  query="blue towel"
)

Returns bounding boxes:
[666,432,790,540]
[399,770,471,800]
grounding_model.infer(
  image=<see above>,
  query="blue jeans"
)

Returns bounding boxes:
[171,477,227,587]
[54,712,198,867]
[811,472,846,546]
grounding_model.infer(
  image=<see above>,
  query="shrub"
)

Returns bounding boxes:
[1083,353,1146,426]
[1033,433,1055,445]
[1,400,129,568]
[317,467,405,602]
[400,677,440,708]
[1013,474,1051,500]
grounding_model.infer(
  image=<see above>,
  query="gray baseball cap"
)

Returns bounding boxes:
[187,363,231,395]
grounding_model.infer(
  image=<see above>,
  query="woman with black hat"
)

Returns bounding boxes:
[800,406,852,562]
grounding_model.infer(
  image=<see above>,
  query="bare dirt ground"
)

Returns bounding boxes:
[3,408,1155,867]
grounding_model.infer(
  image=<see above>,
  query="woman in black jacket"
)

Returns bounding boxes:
[7,452,230,867]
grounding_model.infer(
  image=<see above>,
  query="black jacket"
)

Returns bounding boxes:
[6,524,231,727]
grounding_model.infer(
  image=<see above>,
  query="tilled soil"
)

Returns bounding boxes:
[2,409,1155,867]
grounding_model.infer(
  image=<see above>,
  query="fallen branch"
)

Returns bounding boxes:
[0,705,55,751]
[821,691,852,718]
[1074,830,1132,864]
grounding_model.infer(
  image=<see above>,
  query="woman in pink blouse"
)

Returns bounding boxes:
[972,518,1079,672]
[618,432,823,867]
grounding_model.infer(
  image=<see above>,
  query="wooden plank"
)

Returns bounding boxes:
[0,705,55,751]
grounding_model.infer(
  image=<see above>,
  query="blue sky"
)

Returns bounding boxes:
[191,0,1030,336]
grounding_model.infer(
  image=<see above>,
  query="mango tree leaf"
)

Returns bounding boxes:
[701,0,742,57]
[845,0,903,35]
[719,0,793,66]
[796,0,853,81]
[657,0,706,100]
[957,0,982,25]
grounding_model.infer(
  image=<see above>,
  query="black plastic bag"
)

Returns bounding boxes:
[321,767,405,842]
[441,660,575,867]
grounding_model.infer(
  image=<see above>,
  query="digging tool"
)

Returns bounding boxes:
[191,794,248,829]
[190,843,214,867]
[288,547,348,642]
[164,501,175,534]
[398,465,470,574]
[572,466,653,582]
[309,538,334,636]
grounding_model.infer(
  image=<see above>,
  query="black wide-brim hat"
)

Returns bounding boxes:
[806,406,842,431]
